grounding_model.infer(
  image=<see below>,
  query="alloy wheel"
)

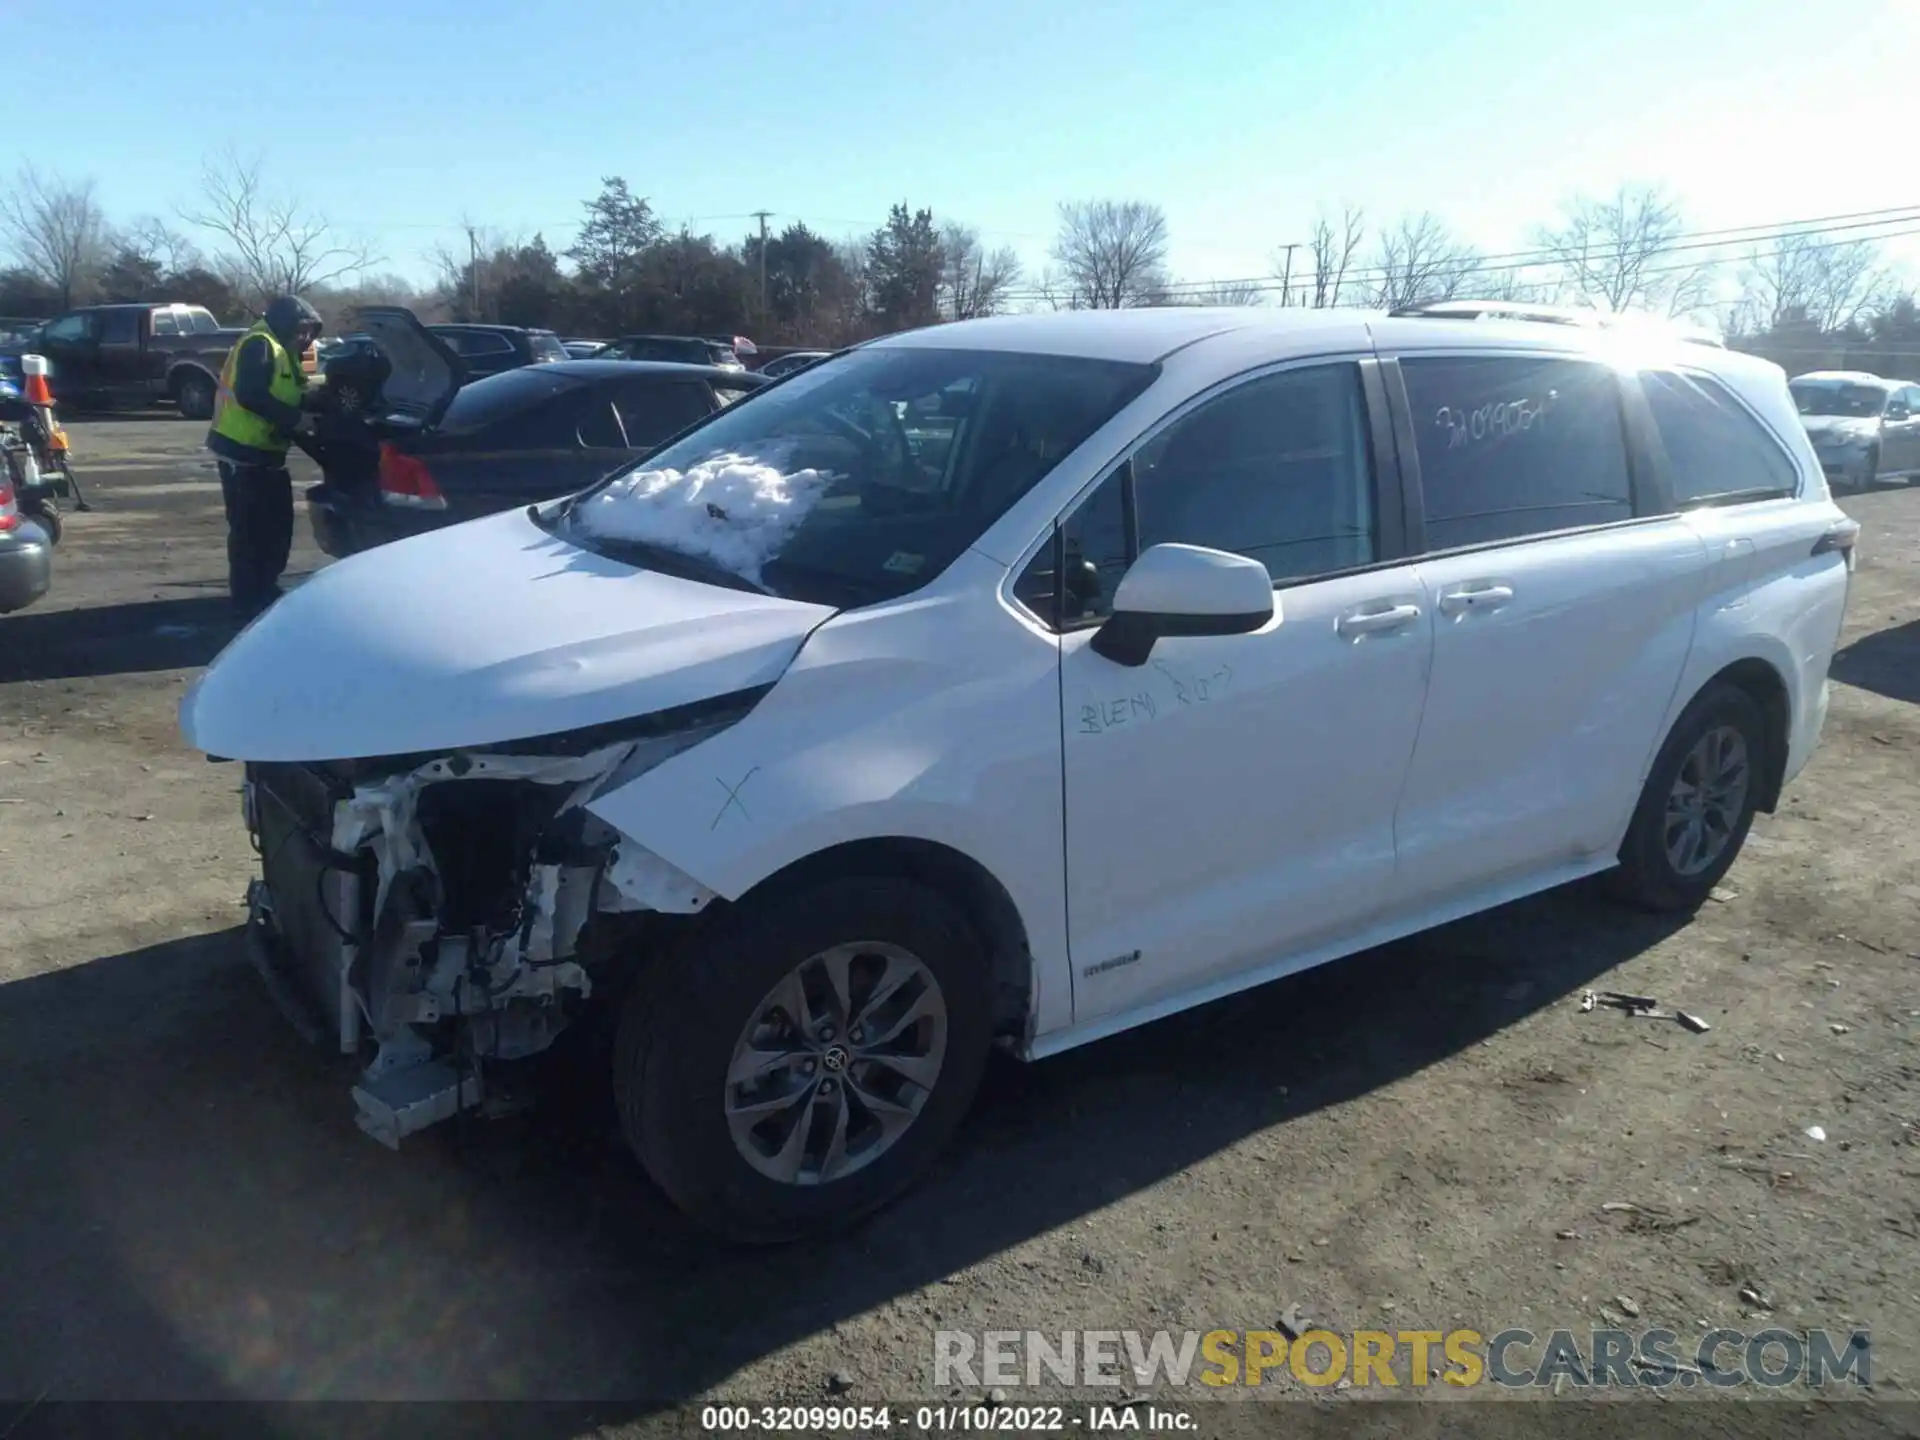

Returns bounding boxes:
[1663,725,1751,877]
[724,942,948,1186]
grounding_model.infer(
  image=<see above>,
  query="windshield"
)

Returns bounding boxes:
[1791,381,1887,418]
[529,331,569,363]
[552,346,1156,605]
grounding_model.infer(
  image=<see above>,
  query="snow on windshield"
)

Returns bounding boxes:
[570,445,837,583]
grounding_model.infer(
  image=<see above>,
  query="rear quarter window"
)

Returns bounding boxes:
[1399,354,1634,549]
[1641,370,1800,507]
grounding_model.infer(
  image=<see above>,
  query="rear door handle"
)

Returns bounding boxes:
[1336,602,1422,638]
[1437,583,1514,616]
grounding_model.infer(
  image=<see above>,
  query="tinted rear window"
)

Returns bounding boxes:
[1400,354,1633,549]
[440,367,584,433]
[1643,371,1799,506]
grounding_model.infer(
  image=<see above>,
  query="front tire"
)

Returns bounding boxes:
[1854,447,1879,491]
[613,876,995,1244]
[1606,682,1766,913]
[173,370,216,421]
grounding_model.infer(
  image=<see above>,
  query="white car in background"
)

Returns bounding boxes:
[180,303,1857,1243]
[1789,369,1920,490]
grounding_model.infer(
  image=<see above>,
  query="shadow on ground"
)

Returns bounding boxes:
[0,585,316,685]
[0,881,1685,1426]
[1832,617,1920,706]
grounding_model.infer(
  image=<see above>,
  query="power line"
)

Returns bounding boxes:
[996,206,1920,304]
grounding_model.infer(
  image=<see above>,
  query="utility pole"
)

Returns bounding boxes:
[1278,242,1299,307]
[465,224,481,318]
[751,209,773,324]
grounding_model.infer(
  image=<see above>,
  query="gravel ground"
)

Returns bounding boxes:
[1,417,1916,1427]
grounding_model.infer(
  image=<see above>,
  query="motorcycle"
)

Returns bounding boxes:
[0,355,89,544]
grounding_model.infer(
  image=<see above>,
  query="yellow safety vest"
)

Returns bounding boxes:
[211,321,307,456]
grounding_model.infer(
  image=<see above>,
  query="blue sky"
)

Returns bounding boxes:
[28,0,1920,294]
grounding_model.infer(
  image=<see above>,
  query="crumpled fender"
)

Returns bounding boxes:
[585,553,1074,1036]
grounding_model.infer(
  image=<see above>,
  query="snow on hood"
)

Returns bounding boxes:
[179,507,834,763]
[569,446,837,585]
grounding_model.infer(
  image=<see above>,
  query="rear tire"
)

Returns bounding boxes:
[1605,682,1766,913]
[613,876,994,1244]
[24,497,60,544]
[173,370,216,421]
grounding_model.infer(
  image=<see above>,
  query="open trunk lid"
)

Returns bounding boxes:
[351,306,466,429]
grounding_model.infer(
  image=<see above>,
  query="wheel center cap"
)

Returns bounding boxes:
[821,1045,849,1073]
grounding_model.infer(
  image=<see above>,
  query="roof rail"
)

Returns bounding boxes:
[1389,300,1725,346]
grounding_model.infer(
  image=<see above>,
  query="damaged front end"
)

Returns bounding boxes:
[239,692,757,1148]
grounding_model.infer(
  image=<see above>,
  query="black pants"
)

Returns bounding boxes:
[217,459,294,607]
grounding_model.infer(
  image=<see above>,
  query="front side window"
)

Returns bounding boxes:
[1134,363,1376,584]
[1642,370,1798,506]
[1014,363,1378,628]
[1400,354,1633,549]
[184,308,222,334]
[151,310,179,337]
[575,395,625,449]
[609,379,713,447]
[552,347,1156,604]
[1012,460,1130,627]
[41,314,91,344]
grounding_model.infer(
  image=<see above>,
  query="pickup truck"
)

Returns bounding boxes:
[0,303,253,419]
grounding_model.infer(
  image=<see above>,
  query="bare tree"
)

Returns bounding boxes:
[1369,212,1481,308]
[1737,231,1892,335]
[1304,206,1365,308]
[940,224,1022,320]
[1192,279,1266,306]
[180,149,379,311]
[0,167,108,308]
[1533,184,1716,317]
[1051,200,1169,309]
[118,216,205,276]
[823,236,874,344]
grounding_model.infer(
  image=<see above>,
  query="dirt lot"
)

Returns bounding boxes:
[1,416,1917,1423]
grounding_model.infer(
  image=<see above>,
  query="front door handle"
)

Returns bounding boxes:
[1336,602,1422,638]
[1437,584,1514,616]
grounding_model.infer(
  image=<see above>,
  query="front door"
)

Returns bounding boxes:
[1886,387,1920,476]
[33,312,100,396]
[1040,360,1433,1024]
[1387,351,1705,910]
[93,307,146,399]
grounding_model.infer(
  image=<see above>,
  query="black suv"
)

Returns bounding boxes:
[598,333,745,370]
[425,323,569,381]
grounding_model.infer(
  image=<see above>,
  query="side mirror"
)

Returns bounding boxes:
[1089,543,1274,667]
[1888,405,1910,421]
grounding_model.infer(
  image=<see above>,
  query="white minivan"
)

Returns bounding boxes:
[181,304,1859,1242]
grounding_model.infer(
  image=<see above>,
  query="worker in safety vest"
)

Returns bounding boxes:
[206,295,323,613]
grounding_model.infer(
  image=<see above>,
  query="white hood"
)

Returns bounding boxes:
[179,508,834,762]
